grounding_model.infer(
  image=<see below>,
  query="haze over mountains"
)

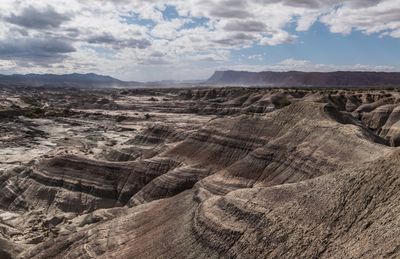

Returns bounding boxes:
[1,71,400,88]
[207,71,400,87]
[0,73,140,88]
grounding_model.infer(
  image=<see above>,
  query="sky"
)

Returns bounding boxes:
[0,0,399,82]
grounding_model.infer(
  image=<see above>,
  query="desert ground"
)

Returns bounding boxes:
[0,86,399,258]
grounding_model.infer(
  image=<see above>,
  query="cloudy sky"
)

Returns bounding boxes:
[0,0,399,81]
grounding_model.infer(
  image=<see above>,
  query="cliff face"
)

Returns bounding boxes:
[1,87,400,258]
[207,70,400,87]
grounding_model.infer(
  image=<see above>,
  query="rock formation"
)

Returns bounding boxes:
[0,86,399,258]
[207,70,400,87]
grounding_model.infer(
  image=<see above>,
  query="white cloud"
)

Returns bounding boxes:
[0,0,398,81]
[248,54,265,60]
[260,30,297,45]
[151,19,185,39]
[320,1,400,36]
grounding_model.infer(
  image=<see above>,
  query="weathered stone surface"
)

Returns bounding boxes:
[0,87,399,258]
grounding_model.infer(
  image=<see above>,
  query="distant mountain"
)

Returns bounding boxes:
[143,79,205,88]
[207,71,400,87]
[0,73,141,88]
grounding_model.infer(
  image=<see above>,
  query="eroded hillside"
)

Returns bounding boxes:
[0,87,399,258]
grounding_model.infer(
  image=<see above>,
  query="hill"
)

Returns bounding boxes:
[0,73,141,88]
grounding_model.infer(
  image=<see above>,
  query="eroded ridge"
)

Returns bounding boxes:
[0,87,399,259]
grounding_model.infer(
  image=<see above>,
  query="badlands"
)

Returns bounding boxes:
[0,86,399,258]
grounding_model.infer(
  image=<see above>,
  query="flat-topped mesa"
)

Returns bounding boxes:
[207,70,400,87]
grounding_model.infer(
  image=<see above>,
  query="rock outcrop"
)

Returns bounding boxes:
[0,87,399,258]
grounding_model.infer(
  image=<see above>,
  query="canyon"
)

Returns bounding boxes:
[0,86,399,258]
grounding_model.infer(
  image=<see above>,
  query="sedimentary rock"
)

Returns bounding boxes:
[0,87,399,258]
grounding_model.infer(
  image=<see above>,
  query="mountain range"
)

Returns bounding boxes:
[0,73,140,88]
[1,71,400,88]
[207,70,400,87]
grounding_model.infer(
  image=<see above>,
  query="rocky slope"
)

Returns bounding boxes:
[0,87,399,258]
